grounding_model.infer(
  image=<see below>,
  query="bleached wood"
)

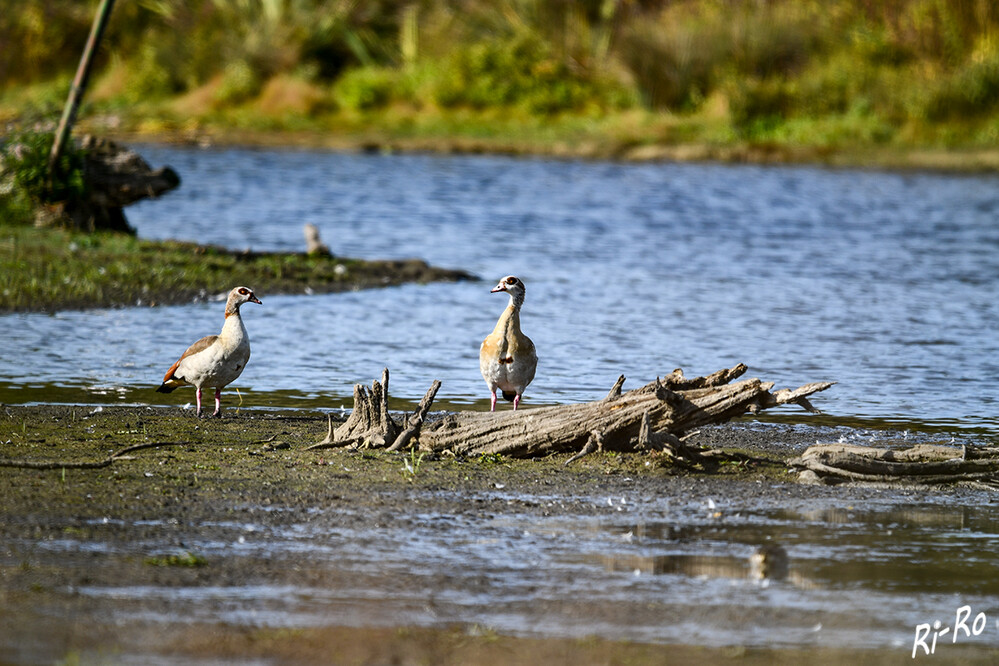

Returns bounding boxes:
[790,443,999,487]
[316,364,834,461]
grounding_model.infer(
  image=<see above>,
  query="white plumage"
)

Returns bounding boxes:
[156,286,261,417]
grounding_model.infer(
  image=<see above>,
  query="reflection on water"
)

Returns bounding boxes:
[595,544,791,582]
[590,503,999,597]
[1,147,997,433]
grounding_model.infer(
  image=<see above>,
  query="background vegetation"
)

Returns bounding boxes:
[2,0,999,157]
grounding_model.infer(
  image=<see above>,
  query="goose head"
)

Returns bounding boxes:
[491,275,526,308]
[225,286,262,316]
[491,275,525,295]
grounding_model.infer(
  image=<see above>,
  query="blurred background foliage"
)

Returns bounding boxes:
[2,0,999,149]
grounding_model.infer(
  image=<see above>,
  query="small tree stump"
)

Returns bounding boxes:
[307,368,442,451]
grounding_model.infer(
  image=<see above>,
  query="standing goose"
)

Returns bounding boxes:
[480,275,537,411]
[156,286,261,417]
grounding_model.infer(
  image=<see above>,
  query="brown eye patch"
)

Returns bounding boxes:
[506,277,518,285]
[239,288,249,295]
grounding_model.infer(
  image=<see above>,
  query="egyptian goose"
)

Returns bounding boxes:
[156,286,261,417]
[480,275,537,411]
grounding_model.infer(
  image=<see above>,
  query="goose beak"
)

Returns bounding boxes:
[491,283,507,293]
[250,295,262,305]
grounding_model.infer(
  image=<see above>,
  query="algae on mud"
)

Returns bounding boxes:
[0,225,475,312]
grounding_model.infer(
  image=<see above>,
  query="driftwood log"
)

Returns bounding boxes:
[308,364,834,465]
[37,135,180,233]
[790,443,999,488]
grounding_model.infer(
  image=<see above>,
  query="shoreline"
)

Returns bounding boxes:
[0,225,477,314]
[107,124,999,174]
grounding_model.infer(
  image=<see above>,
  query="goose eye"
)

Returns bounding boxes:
[239,288,249,295]
[506,277,518,285]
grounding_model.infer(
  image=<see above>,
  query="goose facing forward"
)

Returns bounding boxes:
[480,275,537,411]
[156,286,261,417]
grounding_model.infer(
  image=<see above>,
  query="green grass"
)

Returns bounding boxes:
[0,225,473,312]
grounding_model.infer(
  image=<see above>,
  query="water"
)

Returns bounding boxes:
[12,486,999,653]
[2,145,997,433]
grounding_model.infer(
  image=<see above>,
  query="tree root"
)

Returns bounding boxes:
[0,441,189,470]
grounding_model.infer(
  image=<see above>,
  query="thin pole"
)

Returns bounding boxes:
[47,0,116,180]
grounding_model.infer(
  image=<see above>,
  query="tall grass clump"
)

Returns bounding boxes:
[923,38,999,120]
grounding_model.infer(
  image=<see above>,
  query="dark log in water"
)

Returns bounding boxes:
[309,364,835,466]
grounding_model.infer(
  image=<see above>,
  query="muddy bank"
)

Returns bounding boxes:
[0,224,477,313]
[1,405,996,664]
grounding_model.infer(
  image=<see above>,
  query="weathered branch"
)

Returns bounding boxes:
[0,441,188,470]
[788,444,999,487]
[790,443,999,487]
[317,364,834,462]
[603,375,626,402]
[565,431,604,465]
[388,380,442,452]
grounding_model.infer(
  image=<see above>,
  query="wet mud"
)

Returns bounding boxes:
[1,405,996,665]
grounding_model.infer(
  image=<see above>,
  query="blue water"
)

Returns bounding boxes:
[1,145,997,433]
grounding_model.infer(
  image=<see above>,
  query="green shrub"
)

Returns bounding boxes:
[727,4,819,79]
[123,42,184,102]
[615,1,825,113]
[849,25,913,67]
[2,130,87,201]
[773,107,896,147]
[434,30,630,114]
[332,66,399,111]
[0,1,92,86]
[727,78,794,136]
[0,130,88,226]
[0,173,35,226]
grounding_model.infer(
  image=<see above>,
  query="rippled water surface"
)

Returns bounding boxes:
[2,146,997,432]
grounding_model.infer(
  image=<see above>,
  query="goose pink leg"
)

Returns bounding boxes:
[213,388,222,418]
[490,390,497,412]
[513,394,521,411]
